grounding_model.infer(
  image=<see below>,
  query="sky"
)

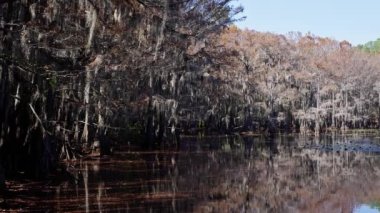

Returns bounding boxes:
[232,0,380,45]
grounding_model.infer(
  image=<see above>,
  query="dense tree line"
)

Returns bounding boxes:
[1,0,380,183]
[0,0,241,179]
[211,27,380,135]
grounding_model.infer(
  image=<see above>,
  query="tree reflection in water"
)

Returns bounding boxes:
[3,134,380,212]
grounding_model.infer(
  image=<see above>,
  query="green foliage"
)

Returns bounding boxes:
[369,202,380,211]
[357,38,380,53]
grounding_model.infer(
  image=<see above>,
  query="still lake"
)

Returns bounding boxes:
[4,134,380,212]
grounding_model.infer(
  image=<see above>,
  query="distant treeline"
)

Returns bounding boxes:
[357,38,380,53]
[211,27,380,136]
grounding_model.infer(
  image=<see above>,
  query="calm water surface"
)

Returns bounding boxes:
[4,134,380,212]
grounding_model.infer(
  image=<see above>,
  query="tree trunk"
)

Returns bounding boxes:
[81,66,91,146]
[332,92,335,129]
[315,83,320,136]
[97,85,104,134]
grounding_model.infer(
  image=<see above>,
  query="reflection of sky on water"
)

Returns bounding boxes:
[354,205,380,213]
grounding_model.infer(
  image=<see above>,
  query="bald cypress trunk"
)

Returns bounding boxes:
[81,66,91,146]
[332,93,336,129]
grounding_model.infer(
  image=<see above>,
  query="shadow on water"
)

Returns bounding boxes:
[3,134,380,212]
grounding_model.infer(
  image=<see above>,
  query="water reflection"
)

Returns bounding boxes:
[354,205,380,213]
[3,134,380,212]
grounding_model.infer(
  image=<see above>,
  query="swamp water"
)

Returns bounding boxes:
[3,134,380,212]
